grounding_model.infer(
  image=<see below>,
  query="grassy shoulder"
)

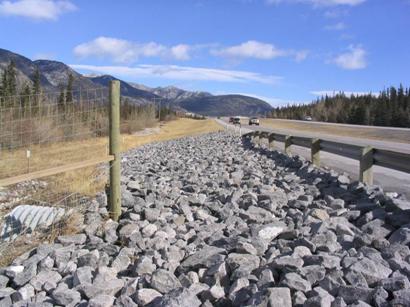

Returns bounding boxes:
[260,118,410,144]
[0,118,222,196]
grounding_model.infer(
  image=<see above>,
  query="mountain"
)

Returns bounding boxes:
[151,86,212,101]
[35,59,99,90]
[129,82,153,92]
[177,94,273,116]
[89,75,160,103]
[0,48,273,116]
[0,48,53,89]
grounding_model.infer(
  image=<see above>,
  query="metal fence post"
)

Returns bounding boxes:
[109,80,121,221]
[268,133,275,149]
[360,146,374,185]
[311,138,321,167]
[285,135,292,155]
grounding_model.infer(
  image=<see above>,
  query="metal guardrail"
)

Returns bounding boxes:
[246,130,410,185]
[373,149,410,174]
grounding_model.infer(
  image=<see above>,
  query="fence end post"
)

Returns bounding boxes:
[311,138,321,167]
[109,80,121,221]
[360,146,374,185]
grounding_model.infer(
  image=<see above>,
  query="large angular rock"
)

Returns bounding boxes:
[57,234,86,245]
[13,263,37,287]
[348,258,392,286]
[337,286,373,304]
[52,288,81,306]
[10,284,35,302]
[280,272,311,292]
[150,287,201,307]
[134,256,156,275]
[180,245,225,270]
[273,256,304,271]
[73,266,93,287]
[266,287,292,307]
[251,223,286,242]
[226,253,260,279]
[134,288,162,305]
[89,294,115,307]
[30,270,62,291]
[389,226,410,245]
[150,269,182,294]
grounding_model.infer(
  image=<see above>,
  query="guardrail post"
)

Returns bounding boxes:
[360,146,374,185]
[311,138,320,167]
[268,133,275,149]
[109,80,121,221]
[285,135,292,155]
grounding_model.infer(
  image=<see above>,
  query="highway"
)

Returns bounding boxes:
[217,118,410,199]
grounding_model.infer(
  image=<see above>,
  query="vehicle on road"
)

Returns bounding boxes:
[249,117,260,126]
[303,116,313,121]
[229,117,235,123]
[233,117,241,125]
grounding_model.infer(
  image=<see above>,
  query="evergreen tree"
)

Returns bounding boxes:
[6,60,17,96]
[270,85,410,128]
[20,82,31,113]
[32,68,41,94]
[58,84,65,109]
[0,69,6,97]
[66,73,74,103]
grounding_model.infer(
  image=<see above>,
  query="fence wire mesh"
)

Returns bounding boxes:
[0,83,171,264]
[0,87,110,179]
[0,87,114,259]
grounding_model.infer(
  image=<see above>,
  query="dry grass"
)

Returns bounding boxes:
[0,118,222,197]
[261,119,410,143]
[0,211,84,267]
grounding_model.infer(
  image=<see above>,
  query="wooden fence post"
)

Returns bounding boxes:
[268,133,275,149]
[311,138,320,167]
[285,136,292,155]
[109,80,121,221]
[360,146,374,185]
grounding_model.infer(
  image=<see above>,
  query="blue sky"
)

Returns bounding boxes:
[0,0,409,106]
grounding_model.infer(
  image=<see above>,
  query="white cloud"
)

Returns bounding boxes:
[74,37,192,63]
[311,90,378,97]
[212,40,308,62]
[324,8,348,18]
[294,50,309,62]
[324,22,346,31]
[266,0,365,6]
[212,41,287,60]
[332,45,367,70]
[170,44,191,61]
[70,64,282,85]
[0,0,76,20]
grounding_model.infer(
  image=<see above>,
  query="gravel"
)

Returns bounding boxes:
[0,131,409,306]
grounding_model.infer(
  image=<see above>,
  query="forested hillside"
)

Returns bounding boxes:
[271,85,410,128]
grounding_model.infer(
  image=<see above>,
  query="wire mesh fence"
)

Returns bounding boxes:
[0,87,110,179]
[0,80,182,265]
[0,86,116,258]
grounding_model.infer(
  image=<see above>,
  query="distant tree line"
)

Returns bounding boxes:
[270,85,410,128]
